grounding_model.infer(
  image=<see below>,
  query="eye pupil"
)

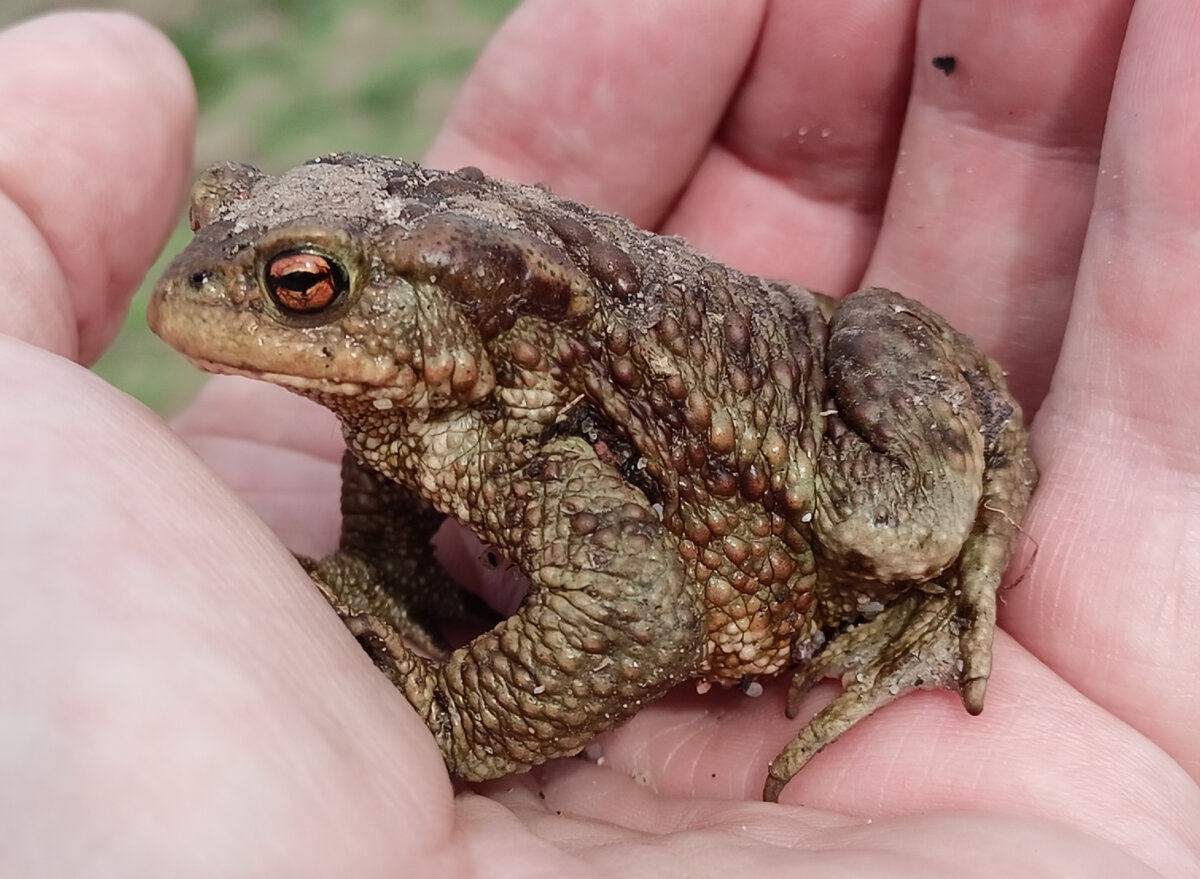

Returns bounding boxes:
[276,271,324,291]
[265,250,346,313]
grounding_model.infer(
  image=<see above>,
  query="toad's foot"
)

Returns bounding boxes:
[763,586,984,802]
[300,554,451,661]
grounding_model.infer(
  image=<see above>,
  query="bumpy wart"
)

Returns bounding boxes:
[148,153,1036,800]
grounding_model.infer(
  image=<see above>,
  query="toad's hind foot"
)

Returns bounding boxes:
[763,588,983,802]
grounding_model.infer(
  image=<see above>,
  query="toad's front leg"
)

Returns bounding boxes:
[342,435,706,781]
[301,451,496,659]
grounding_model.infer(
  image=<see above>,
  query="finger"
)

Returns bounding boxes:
[865,0,1134,413]
[426,0,765,224]
[1006,0,1200,781]
[664,0,920,292]
[0,11,194,362]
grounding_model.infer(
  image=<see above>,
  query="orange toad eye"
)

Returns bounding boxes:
[264,249,347,313]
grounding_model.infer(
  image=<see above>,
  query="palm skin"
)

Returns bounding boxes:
[1,4,1197,877]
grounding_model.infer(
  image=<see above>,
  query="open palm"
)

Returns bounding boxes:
[2,3,1197,876]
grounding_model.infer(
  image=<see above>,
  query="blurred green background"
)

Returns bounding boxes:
[2,0,520,413]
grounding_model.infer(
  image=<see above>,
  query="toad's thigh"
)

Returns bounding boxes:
[813,287,988,591]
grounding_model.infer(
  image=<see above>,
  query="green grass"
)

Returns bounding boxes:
[4,0,519,412]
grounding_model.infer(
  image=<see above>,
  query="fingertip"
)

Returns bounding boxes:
[0,10,196,361]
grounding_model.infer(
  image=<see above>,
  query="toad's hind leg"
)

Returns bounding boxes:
[763,287,1036,801]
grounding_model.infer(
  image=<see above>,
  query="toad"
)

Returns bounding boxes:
[148,154,1036,800]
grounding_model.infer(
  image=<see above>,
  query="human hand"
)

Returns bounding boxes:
[3,4,1197,877]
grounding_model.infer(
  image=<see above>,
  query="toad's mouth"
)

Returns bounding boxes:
[182,354,381,397]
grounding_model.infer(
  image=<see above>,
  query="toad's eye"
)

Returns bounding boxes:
[264,250,348,313]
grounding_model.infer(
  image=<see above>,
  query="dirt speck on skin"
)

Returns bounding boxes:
[932,55,958,76]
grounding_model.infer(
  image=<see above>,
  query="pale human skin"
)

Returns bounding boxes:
[0,3,1197,877]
